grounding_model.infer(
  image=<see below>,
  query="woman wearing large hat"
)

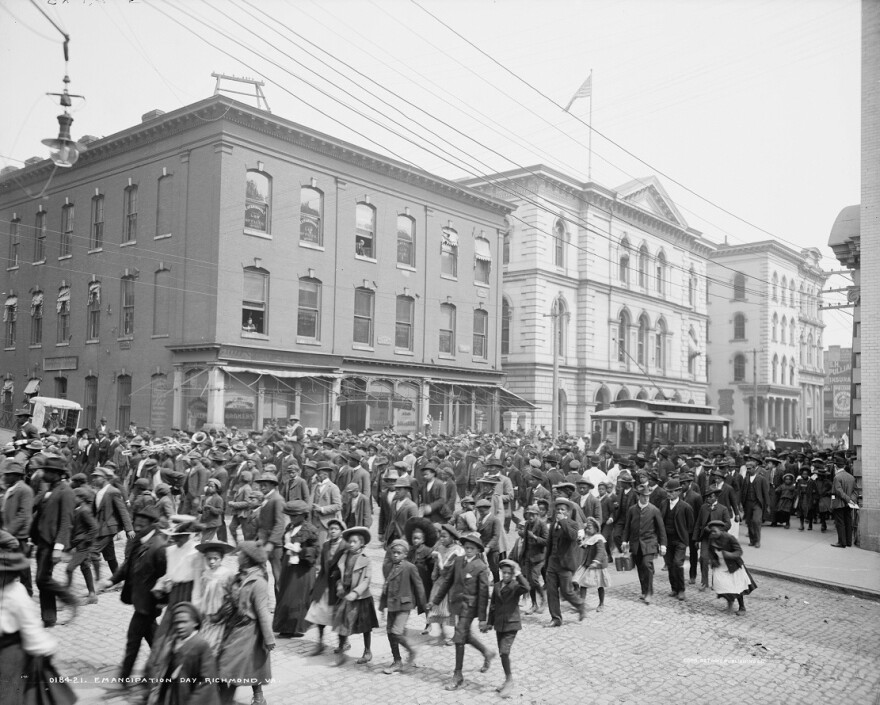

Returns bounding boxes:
[272,501,319,638]
[332,527,379,665]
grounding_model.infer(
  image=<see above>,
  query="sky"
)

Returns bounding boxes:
[0,0,860,347]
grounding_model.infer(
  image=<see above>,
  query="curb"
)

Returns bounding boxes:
[748,566,880,602]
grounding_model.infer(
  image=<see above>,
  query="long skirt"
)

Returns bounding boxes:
[712,565,756,596]
[0,633,25,705]
[333,596,379,637]
[304,590,335,627]
[218,618,272,685]
[272,561,315,635]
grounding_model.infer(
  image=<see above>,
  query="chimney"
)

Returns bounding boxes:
[142,109,165,123]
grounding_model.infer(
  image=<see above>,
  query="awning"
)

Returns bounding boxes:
[3,296,16,322]
[428,381,537,410]
[88,281,101,305]
[4,295,17,308]
[23,379,40,395]
[31,292,43,316]
[441,228,458,252]
[2,380,13,393]
[56,287,70,313]
[474,238,492,263]
[220,366,341,379]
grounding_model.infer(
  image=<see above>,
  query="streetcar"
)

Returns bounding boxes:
[590,399,729,454]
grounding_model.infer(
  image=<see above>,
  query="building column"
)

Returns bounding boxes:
[255,377,265,431]
[204,366,225,430]
[330,378,341,430]
[421,381,430,432]
[172,365,184,431]
[294,381,302,420]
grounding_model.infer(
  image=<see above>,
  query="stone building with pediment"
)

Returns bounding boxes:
[463,166,711,438]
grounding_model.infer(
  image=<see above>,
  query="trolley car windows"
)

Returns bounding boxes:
[602,420,618,446]
[620,421,635,449]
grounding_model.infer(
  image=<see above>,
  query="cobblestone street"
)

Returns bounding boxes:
[48,535,880,705]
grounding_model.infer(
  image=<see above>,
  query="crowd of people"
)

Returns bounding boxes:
[0,406,862,704]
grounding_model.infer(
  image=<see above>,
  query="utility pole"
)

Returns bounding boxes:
[748,348,764,435]
[544,306,560,438]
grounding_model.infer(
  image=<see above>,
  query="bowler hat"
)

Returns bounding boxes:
[665,479,681,492]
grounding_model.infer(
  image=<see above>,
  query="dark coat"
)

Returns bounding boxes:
[380,559,427,613]
[94,484,134,537]
[430,554,490,622]
[70,504,98,549]
[693,501,731,542]
[487,574,530,633]
[421,479,452,522]
[257,490,286,548]
[112,530,168,615]
[741,474,771,512]
[831,469,856,510]
[310,537,346,604]
[148,633,220,705]
[521,517,548,566]
[623,502,667,556]
[32,482,75,549]
[1,479,33,538]
[385,497,418,547]
[544,517,581,572]
[708,530,744,572]
[477,512,504,553]
[660,498,694,545]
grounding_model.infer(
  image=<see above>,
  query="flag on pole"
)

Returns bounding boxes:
[564,74,592,112]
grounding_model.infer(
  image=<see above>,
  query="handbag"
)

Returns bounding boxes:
[614,553,634,572]
[23,655,77,705]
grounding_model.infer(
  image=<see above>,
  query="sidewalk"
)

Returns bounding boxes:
[736,522,880,600]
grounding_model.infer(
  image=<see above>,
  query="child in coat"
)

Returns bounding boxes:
[404,517,435,635]
[334,526,379,665]
[66,486,98,603]
[484,559,530,698]
[379,539,427,674]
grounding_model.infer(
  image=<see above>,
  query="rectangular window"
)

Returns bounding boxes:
[156,175,174,237]
[242,269,268,334]
[356,203,375,258]
[502,233,510,265]
[87,283,101,340]
[90,195,104,249]
[30,293,43,346]
[84,376,98,430]
[54,376,67,399]
[353,289,374,345]
[473,309,488,358]
[34,210,47,262]
[153,269,170,336]
[120,278,135,337]
[61,204,74,257]
[116,375,132,430]
[56,288,70,343]
[300,187,323,246]
[395,296,414,350]
[397,215,415,267]
[123,185,138,242]
[4,298,16,348]
[8,218,20,268]
[439,303,456,354]
[297,279,321,340]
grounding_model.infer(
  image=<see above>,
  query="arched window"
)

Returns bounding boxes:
[395,295,414,351]
[554,218,566,268]
[790,319,796,346]
[781,355,787,384]
[619,237,630,285]
[688,267,697,306]
[816,335,823,369]
[501,298,511,355]
[772,272,778,300]
[789,361,795,385]
[655,318,667,373]
[638,245,649,288]
[637,314,649,365]
[84,375,98,430]
[733,272,746,301]
[616,387,631,401]
[90,196,104,250]
[156,174,174,238]
[439,303,456,354]
[807,332,814,364]
[441,226,458,278]
[300,186,323,245]
[595,386,611,412]
[772,354,779,384]
[733,312,746,340]
[636,389,649,400]
[473,308,489,359]
[297,277,321,340]
[780,315,787,344]
[780,276,787,306]
[34,208,47,262]
[3,293,17,348]
[789,281,796,309]
[355,202,376,258]
[734,353,746,382]
[799,283,806,313]
[56,285,71,343]
[553,298,568,356]
[656,250,666,296]
[617,310,629,362]
[397,214,416,267]
[772,313,778,342]
[245,170,270,234]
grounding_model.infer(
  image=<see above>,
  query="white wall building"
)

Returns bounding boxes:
[706,242,827,438]
[463,167,710,435]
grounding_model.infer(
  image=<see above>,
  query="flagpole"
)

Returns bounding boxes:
[587,68,593,181]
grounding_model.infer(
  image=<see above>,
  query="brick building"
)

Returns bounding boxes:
[0,95,531,435]
[706,242,827,438]
[464,167,710,436]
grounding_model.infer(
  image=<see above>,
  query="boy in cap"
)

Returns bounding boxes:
[483,558,530,698]
[427,532,494,691]
[67,486,98,604]
[380,538,427,674]
[518,504,548,615]
[545,498,588,625]
[1,458,34,595]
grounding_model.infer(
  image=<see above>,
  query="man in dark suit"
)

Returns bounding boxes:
[77,430,100,476]
[98,505,167,686]
[420,463,452,523]
[612,470,638,553]
[623,485,667,604]
[742,458,771,548]
[385,476,419,548]
[475,498,504,582]
[427,532,493,691]
[660,479,694,600]
[830,457,857,548]
[680,473,703,586]
[30,454,78,626]
[90,466,135,582]
[1,459,34,594]
[256,471,286,597]
[544,498,587,626]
